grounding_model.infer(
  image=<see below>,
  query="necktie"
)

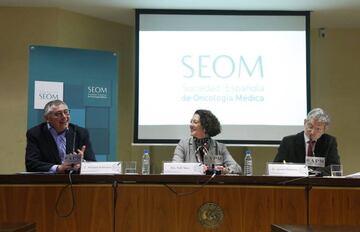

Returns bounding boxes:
[307,140,316,156]
[57,135,66,161]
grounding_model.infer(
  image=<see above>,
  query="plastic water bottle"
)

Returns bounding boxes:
[244,150,253,176]
[141,149,150,175]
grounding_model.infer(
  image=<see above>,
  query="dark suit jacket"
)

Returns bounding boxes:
[274,131,340,168]
[25,122,96,172]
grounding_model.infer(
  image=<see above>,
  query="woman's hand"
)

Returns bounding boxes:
[203,165,230,174]
[214,165,230,174]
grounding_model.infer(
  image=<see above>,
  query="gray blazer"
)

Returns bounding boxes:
[172,137,242,174]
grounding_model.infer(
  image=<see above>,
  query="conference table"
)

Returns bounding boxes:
[1,174,360,232]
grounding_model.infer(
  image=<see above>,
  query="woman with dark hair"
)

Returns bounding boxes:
[172,109,241,174]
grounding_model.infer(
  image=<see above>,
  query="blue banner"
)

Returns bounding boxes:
[28,45,118,161]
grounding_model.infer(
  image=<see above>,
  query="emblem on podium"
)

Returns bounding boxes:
[197,202,224,229]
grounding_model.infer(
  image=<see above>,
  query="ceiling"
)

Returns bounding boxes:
[2,0,360,28]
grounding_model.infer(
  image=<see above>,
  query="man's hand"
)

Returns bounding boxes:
[76,145,86,158]
[56,163,73,173]
[56,146,86,173]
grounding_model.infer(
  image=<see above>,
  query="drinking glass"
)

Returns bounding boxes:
[124,161,137,174]
[330,164,343,177]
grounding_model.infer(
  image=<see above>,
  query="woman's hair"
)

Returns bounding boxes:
[195,109,221,137]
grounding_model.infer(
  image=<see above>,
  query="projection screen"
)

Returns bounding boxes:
[134,9,310,145]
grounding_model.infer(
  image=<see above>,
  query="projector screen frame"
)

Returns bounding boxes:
[134,9,311,145]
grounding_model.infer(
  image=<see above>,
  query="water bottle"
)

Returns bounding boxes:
[244,150,253,176]
[141,149,150,175]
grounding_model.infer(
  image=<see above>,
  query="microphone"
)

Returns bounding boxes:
[205,164,221,175]
[202,143,221,175]
[64,125,80,174]
[71,126,76,170]
[72,125,77,154]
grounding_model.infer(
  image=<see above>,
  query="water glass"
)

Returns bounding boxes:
[330,164,343,177]
[124,161,137,174]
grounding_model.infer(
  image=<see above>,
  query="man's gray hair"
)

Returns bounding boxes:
[307,108,330,126]
[43,100,68,116]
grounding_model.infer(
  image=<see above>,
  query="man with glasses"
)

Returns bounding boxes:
[273,108,340,175]
[25,100,96,173]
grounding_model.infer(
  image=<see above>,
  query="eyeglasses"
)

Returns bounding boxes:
[305,122,324,132]
[51,109,70,117]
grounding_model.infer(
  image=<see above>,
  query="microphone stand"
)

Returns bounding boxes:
[202,145,221,175]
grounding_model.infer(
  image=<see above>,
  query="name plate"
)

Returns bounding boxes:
[64,153,81,165]
[80,162,122,175]
[306,156,325,167]
[267,163,308,176]
[163,162,204,175]
[204,155,224,167]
